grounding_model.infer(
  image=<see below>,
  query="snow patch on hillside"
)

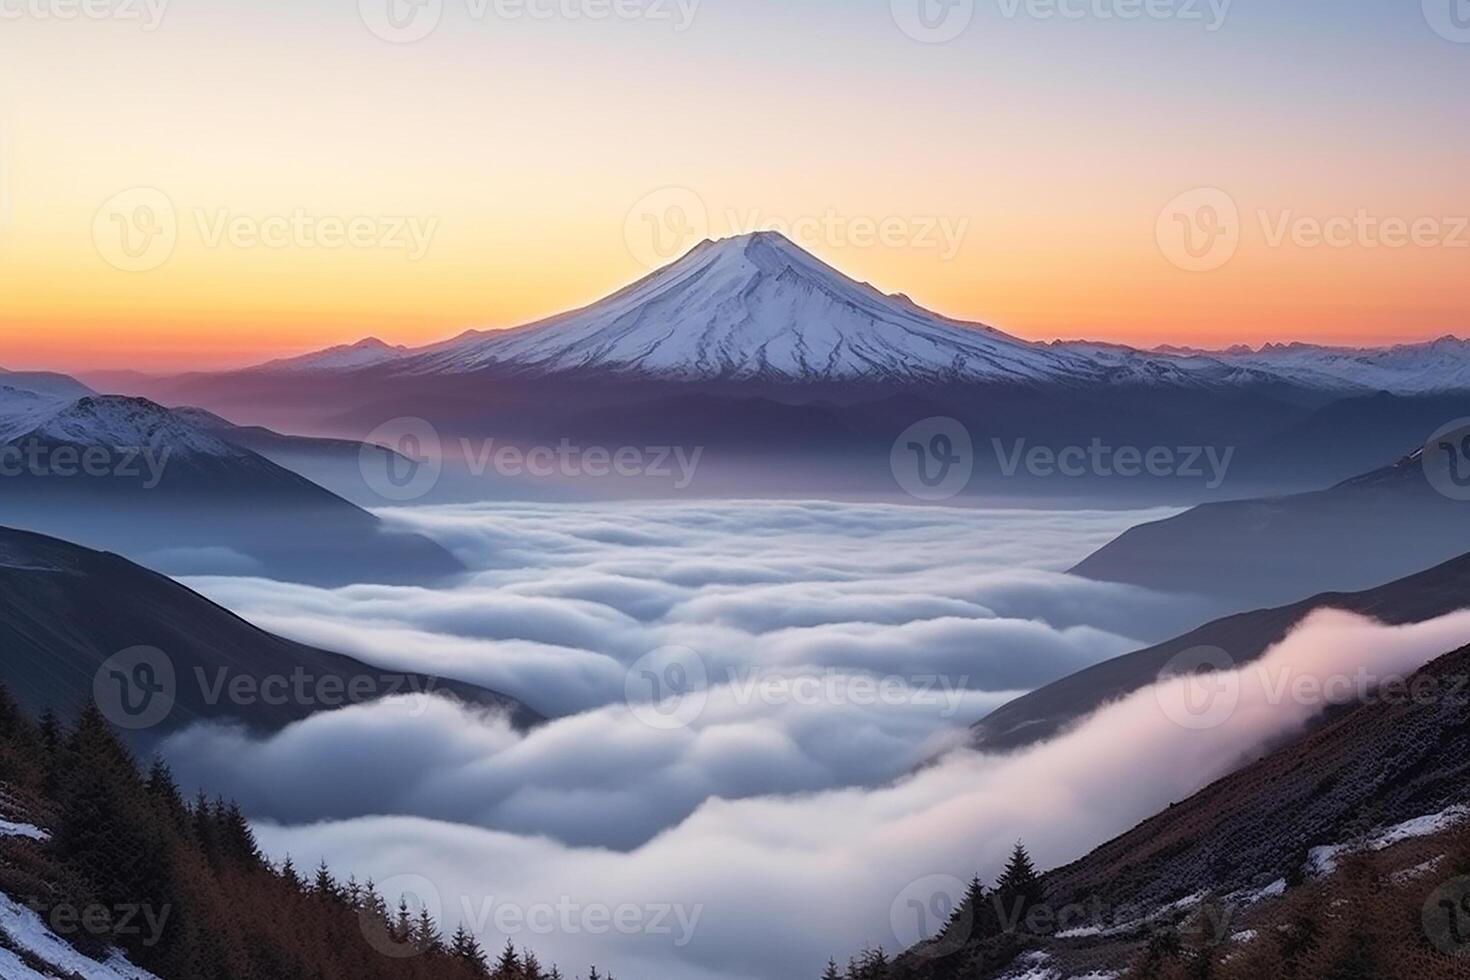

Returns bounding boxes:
[1309,804,1470,875]
[0,891,162,980]
[0,820,49,841]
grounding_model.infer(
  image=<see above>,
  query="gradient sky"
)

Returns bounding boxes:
[1,0,1467,372]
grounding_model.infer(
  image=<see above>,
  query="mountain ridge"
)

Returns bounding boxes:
[215,233,1470,395]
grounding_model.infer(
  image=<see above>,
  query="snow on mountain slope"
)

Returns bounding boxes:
[244,232,1470,392]
[252,336,409,373]
[0,395,248,458]
[1211,336,1470,394]
[400,232,1244,385]
[0,890,163,980]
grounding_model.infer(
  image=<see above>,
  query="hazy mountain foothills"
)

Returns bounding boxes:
[974,546,1470,753]
[1070,441,1470,609]
[0,524,539,740]
[84,234,1470,503]
[0,378,462,584]
[866,637,1470,980]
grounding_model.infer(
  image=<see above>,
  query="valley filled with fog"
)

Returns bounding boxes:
[142,499,1470,980]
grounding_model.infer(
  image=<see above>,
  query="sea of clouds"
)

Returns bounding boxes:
[153,500,1470,980]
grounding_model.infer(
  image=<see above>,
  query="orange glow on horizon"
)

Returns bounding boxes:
[2,5,1466,373]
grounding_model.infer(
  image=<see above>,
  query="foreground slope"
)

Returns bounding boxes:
[0,525,538,735]
[884,641,1470,979]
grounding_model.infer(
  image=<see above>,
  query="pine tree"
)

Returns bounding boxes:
[312,859,338,900]
[944,874,986,942]
[821,958,842,980]
[362,879,389,925]
[523,951,546,980]
[218,800,262,869]
[280,855,303,889]
[394,896,414,946]
[494,938,522,978]
[451,925,489,976]
[191,791,218,860]
[993,842,1045,928]
[415,906,444,955]
[858,947,888,978]
[144,757,189,833]
[38,707,60,753]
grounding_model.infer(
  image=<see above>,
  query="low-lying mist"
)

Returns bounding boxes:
[151,501,1467,980]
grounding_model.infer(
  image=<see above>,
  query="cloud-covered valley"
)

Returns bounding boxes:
[149,501,1470,980]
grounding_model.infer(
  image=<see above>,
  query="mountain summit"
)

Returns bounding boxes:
[401,231,1194,384]
[224,233,1470,393]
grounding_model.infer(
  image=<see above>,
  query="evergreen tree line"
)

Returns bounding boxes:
[823,844,1045,980]
[0,686,621,980]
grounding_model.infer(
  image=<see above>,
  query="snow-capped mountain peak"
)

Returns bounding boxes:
[0,394,246,458]
[246,233,1470,393]
[403,231,1130,383]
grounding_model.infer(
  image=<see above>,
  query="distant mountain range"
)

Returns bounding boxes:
[0,524,537,738]
[81,233,1470,501]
